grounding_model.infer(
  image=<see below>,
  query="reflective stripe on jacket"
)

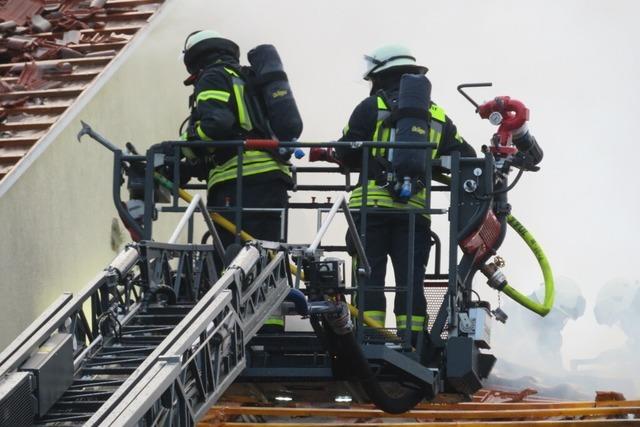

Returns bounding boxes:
[208,150,290,188]
[203,67,289,189]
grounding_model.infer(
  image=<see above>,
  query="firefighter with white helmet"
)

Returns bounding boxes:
[336,44,475,339]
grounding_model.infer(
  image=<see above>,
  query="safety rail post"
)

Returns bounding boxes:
[235,145,244,245]
[415,143,435,354]
[341,197,371,278]
[143,144,156,240]
[447,151,461,334]
[112,149,145,240]
[356,144,370,345]
[403,211,416,348]
[171,144,181,209]
[305,193,346,255]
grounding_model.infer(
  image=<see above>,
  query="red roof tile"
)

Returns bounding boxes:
[0,0,45,26]
[0,0,165,182]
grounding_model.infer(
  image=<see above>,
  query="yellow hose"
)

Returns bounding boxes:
[432,174,554,316]
[154,172,252,241]
[502,215,555,317]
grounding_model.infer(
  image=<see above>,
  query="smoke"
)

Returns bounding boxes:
[489,277,640,399]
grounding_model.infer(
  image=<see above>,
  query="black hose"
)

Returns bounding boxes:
[440,153,495,242]
[333,331,426,414]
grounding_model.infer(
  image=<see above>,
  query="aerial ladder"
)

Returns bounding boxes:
[0,84,553,425]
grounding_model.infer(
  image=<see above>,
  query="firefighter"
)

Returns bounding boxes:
[336,44,476,339]
[181,30,295,332]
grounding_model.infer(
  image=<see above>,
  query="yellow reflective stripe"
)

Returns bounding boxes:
[343,124,349,135]
[349,196,427,210]
[215,151,274,173]
[372,119,384,154]
[221,67,252,131]
[195,122,212,141]
[372,98,391,155]
[208,155,290,188]
[264,316,284,326]
[429,104,445,122]
[212,161,278,182]
[429,127,442,159]
[455,131,464,143]
[233,82,252,131]
[223,66,239,77]
[364,310,386,323]
[350,183,426,203]
[429,129,442,144]
[209,163,289,187]
[381,128,390,145]
[211,159,276,180]
[181,147,196,159]
[396,314,426,331]
[349,183,428,214]
[197,90,230,103]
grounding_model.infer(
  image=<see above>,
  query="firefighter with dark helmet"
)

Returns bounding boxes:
[181,30,303,333]
[336,44,476,340]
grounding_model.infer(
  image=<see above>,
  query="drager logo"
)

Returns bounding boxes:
[272,89,288,98]
[411,126,426,135]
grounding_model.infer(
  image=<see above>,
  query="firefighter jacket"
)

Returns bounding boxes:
[186,58,290,190]
[337,83,476,211]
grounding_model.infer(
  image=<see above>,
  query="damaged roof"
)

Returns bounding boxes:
[206,388,638,425]
[0,0,165,182]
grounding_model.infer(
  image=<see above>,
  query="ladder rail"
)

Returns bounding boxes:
[88,246,291,426]
[104,250,292,425]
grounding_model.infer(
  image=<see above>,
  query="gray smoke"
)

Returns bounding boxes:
[488,277,640,399]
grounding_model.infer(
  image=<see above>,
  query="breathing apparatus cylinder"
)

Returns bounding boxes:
[512,124,543,169]
[247,44,303,160]
[391,74,432,201]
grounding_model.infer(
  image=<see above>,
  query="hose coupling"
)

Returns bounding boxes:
[480,262,507,291]
[323,301,353,335]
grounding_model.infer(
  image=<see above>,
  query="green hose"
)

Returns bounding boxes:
[502,214,554,316]
[433,174,554,316]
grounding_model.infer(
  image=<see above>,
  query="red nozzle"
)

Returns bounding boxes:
[478,96,529,130]
[478,96,529,148]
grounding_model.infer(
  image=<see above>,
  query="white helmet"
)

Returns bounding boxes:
[362,44,428,80]
[184,30,221,52]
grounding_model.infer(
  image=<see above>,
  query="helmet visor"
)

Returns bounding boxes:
[362,54,420,80]
[362,55,379,80]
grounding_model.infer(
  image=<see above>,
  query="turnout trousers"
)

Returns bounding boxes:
[351,212,430,331]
